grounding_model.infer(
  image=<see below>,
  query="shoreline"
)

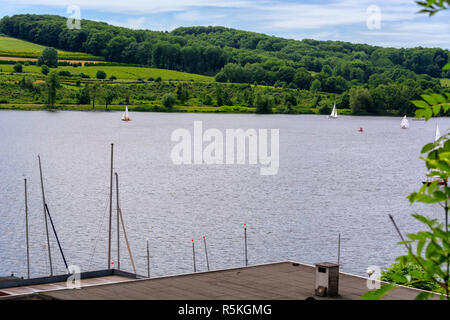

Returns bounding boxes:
[0,104,408,116]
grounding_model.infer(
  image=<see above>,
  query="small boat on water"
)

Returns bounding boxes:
[422,124,446,186]
[401,115,409,129]
[435,124,441,142]
[121,106,131,121]
[328,103,338,119]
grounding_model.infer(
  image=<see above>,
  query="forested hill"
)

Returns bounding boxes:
[0,14,449,90]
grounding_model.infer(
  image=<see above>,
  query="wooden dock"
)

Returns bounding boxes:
[6,261,431,300]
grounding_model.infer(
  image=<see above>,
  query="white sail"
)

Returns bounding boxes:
[435,124,441,142]
[121,106,130,121]
[330,103,337,118]
[401,115,409,129]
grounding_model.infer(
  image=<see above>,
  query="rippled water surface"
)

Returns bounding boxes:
[0,110,448,278]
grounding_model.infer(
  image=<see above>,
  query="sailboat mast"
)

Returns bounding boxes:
[115,172,120,270]
[119,208,136,274]
[38,155,53,276]
[108,144,114,269]
[115,172,136,274]
[24,178,30,279]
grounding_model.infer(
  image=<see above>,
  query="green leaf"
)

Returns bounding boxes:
[412,100,430,109]
[421,94,438,106]
[361,284,396,300]
[390,273,408,283]
[424,108,433,120]
[443,62,450,71]
[421,143,436,154]
[415,292,433,300]
[431,93,447,104]
[432,104,441,116]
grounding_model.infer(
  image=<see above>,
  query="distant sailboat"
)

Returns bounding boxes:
[422,123,447,186]
[329,103,338,119]
[121,106,131,121]
[400,115,409,129]
[435,124,441,142]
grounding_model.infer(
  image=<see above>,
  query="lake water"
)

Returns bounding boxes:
[0,110,448,279]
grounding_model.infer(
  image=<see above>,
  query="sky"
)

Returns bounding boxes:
[1,0,449,49]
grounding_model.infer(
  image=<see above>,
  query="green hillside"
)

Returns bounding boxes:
[0,64,213,82]
[0,36,47,51]
[0,14,447,116]
[0,36,104,61]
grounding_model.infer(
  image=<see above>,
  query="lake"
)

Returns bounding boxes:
[0,110,448,279]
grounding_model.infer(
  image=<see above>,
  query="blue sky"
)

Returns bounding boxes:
[1,0,449,49]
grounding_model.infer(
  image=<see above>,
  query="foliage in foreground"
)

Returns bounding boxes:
[362,0,450,300]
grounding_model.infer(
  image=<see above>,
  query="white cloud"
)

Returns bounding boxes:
[104,17,147,29]
[9,0,254,14]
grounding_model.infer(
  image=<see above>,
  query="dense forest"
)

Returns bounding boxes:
[0,14,449,115]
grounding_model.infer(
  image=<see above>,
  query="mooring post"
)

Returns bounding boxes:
[115,172,120,271]
[203,236,210,271]
[108,143,113,269]
[38,155,53,276]
[192,239,196,272]
[146,237,150,278]
[338,233,341,266]
[24,178,30,279]
[244,224,248,267]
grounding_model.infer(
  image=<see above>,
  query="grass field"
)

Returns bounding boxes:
[0,36,104,60]
[0,64,214,81]
[441,78,450,87]
[0,36,48,51]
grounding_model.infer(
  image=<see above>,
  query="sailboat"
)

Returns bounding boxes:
[422,124,447,186]
[435,124,441,142]
[121,106,131,121]
[328,103,338,119]
[400,115,409,129]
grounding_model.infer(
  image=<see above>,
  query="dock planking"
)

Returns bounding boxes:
[19,261,434,300]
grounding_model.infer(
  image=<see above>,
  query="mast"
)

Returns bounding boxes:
[45,204,69,272]
[38,155,53,276]
[146,237,150,278]
[108,144,113,269]
[24,178,30,279]
[115,172,136,274]
[119,208,136,274]
[115,172,120,270]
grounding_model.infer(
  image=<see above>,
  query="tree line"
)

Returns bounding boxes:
[1,14,448,81]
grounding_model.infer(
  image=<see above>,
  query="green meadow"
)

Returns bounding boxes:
[0,64,214,82]
[0,36,103,60]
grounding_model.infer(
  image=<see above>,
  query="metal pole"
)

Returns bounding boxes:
[338,233,341,265]
[244,224,248,267]
[24,178,30,279]
[192,239,196,272]
[108,144,113,269]
[115,172,120,270]
[203,236,210,271]
[146,237,150,278]
[118,208,136,274]
[45,204,69,272]
[38,155,53,276]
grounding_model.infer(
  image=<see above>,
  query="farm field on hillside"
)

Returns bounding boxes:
[0,64,214,81]
[0,36,104,60]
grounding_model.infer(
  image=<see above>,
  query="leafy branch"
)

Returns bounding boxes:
[416,0,450,16]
